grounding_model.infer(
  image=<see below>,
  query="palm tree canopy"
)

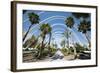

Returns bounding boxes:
[40,23,52,35]
[28,12,40,24]
[65,16,74,28]
[78,20,91,33]
[72,13,90,19]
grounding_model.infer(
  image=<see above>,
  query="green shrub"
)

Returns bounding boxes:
[61,48,68,56]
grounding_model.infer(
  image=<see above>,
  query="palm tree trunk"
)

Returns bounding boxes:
[48,32,52,51]
[48,32,52,56]
[41,35,45,49]
[67,37,69,48]
[73,43,77,59]
[23,24,33,42]
[66,28,70,49]
[39,35,45,59]
[48,32,51,46]
[85,33,91,49]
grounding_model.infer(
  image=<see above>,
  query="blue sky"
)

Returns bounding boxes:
[23,10,91,48]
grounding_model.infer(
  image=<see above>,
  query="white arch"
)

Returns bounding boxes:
[52,31,64,35]
[39,16,66,24]
[30,16,66,32]
[24,14,88,45]
[51,23,83,44]
[37,11,45,15]
[51,23,67,28]
[52,29,65,34]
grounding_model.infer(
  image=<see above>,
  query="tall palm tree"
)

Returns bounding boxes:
[72,13,91,49]
[72,13,91,47]
[40,23,52,48]
[23,12,40,42]
[65,16,78,57]
[48,32,52,50]
[65,16,74,48]
[78,20,91,48]
[39,23,52,58]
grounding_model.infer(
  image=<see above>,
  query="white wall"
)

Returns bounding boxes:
[0,0,99,73]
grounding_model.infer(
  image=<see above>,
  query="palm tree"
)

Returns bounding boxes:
[23,12,40,42]
[65,16,74,28]
[39,23,52,58]
[78,20,91,48]
[48,32,52,50]
[65,16,74,48]
[40,23,52,48]
[72,13,91,49]
[65,16,78,57]
[72,13,91,48]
